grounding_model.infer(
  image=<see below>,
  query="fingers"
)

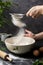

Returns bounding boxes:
[25,29,31,34]
[31,10,40,18]
[31,10,38,18]
[24,29,32,37]
[24,33,34,38]
[26,6,40,18]
[24,34,30,37]
[24,29,34,38]
[26,6,35,17]
[33,11,40,18]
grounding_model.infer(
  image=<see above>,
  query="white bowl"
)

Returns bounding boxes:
[5,37,35,54]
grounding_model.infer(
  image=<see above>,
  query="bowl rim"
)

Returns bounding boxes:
[5,37,35,46]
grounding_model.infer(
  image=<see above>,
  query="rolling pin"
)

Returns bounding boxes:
[0,50,12,62]
[0,50,28,64]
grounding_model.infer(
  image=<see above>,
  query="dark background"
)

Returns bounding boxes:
[0,0,43,59]
[0,0,43,34]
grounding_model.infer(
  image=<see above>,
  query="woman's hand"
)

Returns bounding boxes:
[24,29,35,38]
[26,5,43,18]
[24,30,43,39]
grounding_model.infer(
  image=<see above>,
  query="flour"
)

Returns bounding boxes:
[10,13,26,28]
[13,28,34,46]
[13,28,25,45]
[13,37,34,46]
[10,13,31,45]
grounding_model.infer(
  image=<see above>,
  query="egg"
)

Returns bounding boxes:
[33,50,40,56]
[39,47,43,52]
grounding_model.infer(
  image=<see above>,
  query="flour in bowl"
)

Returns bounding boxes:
[13,28,35,46]
[13,37,34,46]
[13,28,25,45]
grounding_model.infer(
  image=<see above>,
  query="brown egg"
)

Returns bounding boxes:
[39,47,43,52]
[33,50,39,56]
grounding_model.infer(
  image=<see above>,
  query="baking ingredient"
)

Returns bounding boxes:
[14,37,33,45]
[39,47,43,52]
[10,13,26,28]
[13,28,25,45]
[13,28,35,45]
[33,50,40,56]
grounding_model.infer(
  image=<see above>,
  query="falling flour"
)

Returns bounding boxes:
[13,28,34,46]
[13,28,25,45]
